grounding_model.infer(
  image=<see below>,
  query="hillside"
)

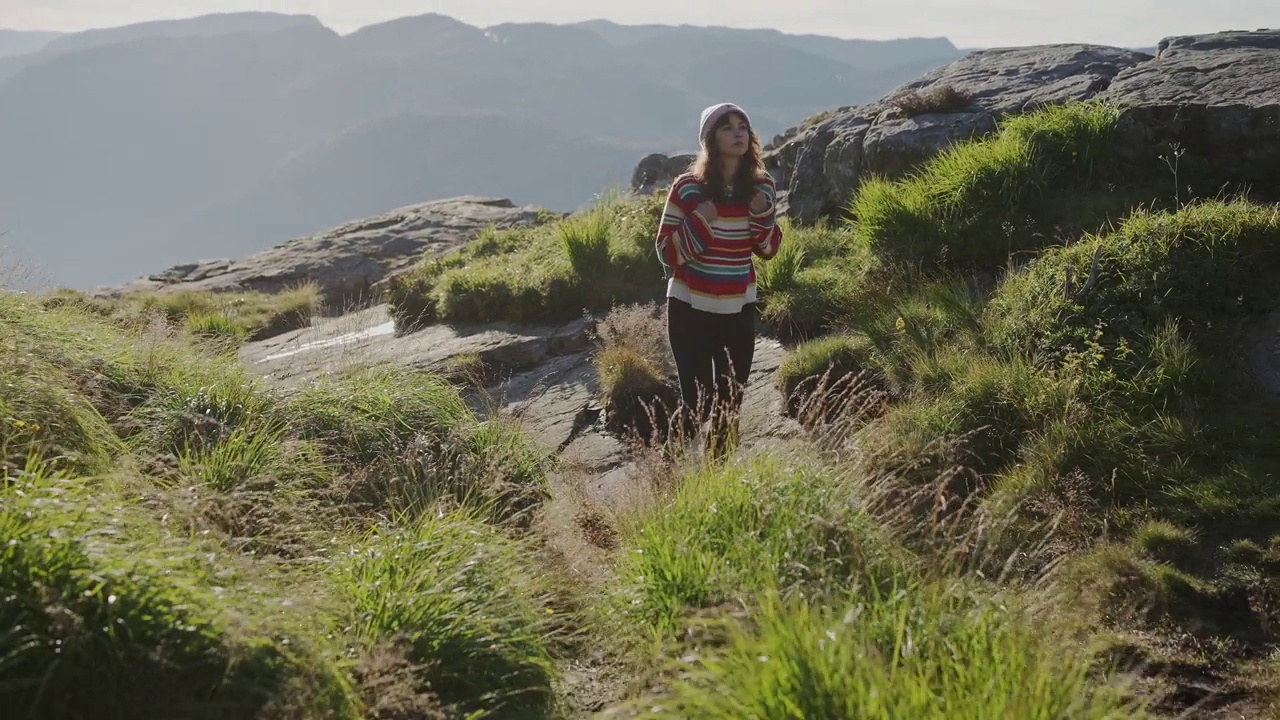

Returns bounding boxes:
[11,26,1280,719]
[0,30,61,59]
[0,11,962,292]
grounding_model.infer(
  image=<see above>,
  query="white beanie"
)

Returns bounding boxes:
[699,102,750,147]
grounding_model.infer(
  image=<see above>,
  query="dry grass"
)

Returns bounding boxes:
[889,83,974,117]
[589,302,678,444]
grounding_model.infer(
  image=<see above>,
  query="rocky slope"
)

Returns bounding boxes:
[104,28,1280,475]
[765,28,1280,224]
[97,196,553,309]
[237,304,797,511]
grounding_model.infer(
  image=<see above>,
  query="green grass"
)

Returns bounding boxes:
[334,511,557,718]
[11,94,1280,717]
[601,449,1147,717]
[987,199,1280,370]
[638,587,1146,719]
[41,283,323,344]
[607,454,911,642]
[766,101,1280,706]
[977,199,1280,529]
[753,218,873,341]
[387,192,665,331]
[280,366,552,524]
[849,101,1172,274]
[0,289,565,718]
[0,465,359,720]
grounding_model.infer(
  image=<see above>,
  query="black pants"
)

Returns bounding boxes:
[666,297,756,443]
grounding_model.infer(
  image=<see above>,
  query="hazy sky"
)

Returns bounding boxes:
[1,0,1274,48]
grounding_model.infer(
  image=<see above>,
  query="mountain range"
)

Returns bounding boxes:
[0,11,962,290]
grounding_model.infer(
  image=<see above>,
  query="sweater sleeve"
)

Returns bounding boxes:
[749,176,782,259]
[655,176,715,270]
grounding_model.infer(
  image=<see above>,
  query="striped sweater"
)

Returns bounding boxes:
[655,172,783,314]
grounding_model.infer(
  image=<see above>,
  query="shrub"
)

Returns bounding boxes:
[758,264,868,342]
[850,101,1169,273]
[383,256,454,331]
[980,199,1280,533]
[754,220,872,341]
[333,512,556,718]
[874,351,1078,480]
[1066,542,1256,636]
[773,333,886,422]
[754,234,806,296]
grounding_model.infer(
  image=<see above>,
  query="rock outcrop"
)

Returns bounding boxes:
[1096,30,1280,198]
[239,304,798,510]
[630,152,696,196]
[767,44,1151,224]
[97,196,553,309]
[768,29,1279,225]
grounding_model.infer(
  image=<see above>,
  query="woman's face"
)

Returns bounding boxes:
[714,113,751,158]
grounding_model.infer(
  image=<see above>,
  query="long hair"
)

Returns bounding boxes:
[689,111,767,203]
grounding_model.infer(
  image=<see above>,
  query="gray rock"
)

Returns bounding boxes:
[762,109,851,185]
[773,44,1150,224]
[1245,307,1280,397]
[238,304,592,389]
[1098,29,1280,197]
[96,196,553,309]
[630,152,696,196]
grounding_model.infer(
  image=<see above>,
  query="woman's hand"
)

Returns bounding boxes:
[749,189,770,214]
[695,200,718,223]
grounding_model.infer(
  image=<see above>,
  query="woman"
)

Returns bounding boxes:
[655,101,783,455]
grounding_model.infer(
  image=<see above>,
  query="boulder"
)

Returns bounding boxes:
[1097,30,1280,199]
[97,196,553,309]
[629,152,695,196]
[770,43,1151,224]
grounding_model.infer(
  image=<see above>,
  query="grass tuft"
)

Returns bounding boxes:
[849,101,1169,273]
[43,283,321,343]
[0,467,358,720]
[590,302,677,441]
[889,83,974,117]
[387,192,665,331]
[281,367,552,524]
[334,511,557,719]
[637,586,1146,719]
